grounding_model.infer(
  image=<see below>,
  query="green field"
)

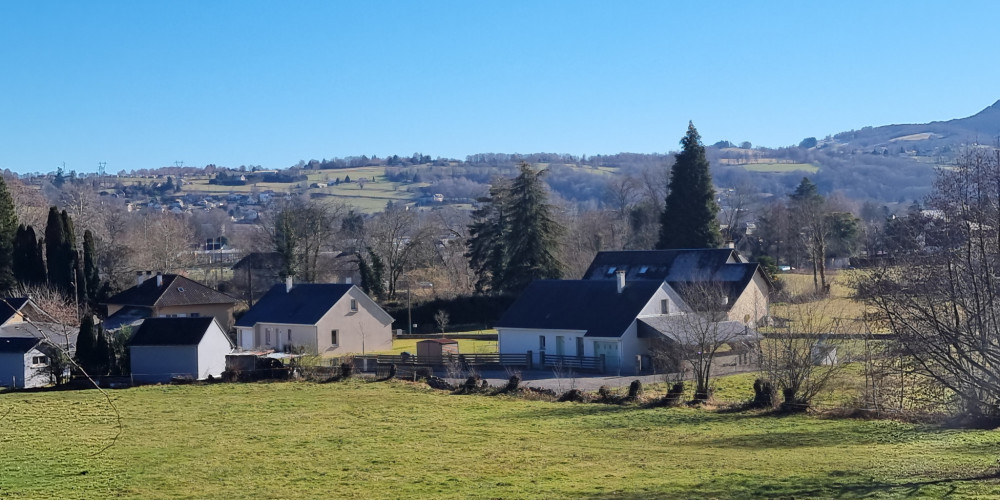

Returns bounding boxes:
[381,337,498,355]
[1,381,998,499]
[741,163,819,173]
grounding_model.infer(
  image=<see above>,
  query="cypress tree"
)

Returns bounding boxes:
[356,251,374,296]
[45,207,70,292]
[83,230,100,303]
[93,324,110,376]
[367,248,386,301]
[0,176,16,292]
[75,314,96,373]
[657,122,723,249]
[14,225,46,286]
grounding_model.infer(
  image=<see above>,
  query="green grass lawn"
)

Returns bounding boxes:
[742,162,819,173]
[380,338,498,355]
[1,381,998,499]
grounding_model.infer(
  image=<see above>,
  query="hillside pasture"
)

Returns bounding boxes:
[1,381,998,499]
[741,162,819,173]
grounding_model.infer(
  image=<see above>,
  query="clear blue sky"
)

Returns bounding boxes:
[2,0,998,175]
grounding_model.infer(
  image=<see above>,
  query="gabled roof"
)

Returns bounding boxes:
[105,275,238,308]
[0,322,78,351]
[637,317,758,345]
[103,306,153,331]
[495,280,662,337]
[235,283,355,327]
[0,337,42,354]
[0,297,29,326]
[582,249,741,282]
[130,317,227,346]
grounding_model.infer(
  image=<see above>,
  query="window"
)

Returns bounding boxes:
[539,335,546,350]
[331,330,339,347]
[177,287,186,292]
[605,266,617,275]
[31,355,48,366]
[350,299,358,312]
[265,328,271,345]
[639,266,649,275]
[660,299,669,314]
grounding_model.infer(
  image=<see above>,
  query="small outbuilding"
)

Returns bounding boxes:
[416,338,459,361]
[130,317,234,384]
[0,337,56,389]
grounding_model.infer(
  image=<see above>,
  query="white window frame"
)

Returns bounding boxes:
[331,330,339,347]
[350,299,358,312]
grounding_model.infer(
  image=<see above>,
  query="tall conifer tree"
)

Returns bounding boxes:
[657,122,723,249]
[83,230,100,303]
[0,176,17,292]
[13,225,46,286]
[45,207,70,291]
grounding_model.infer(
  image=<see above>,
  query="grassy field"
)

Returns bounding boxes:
[1,381,998,499]
[741,162,819,173]
[380,338,499,355]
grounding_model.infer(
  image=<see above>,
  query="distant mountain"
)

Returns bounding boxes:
[831,100,1000,151]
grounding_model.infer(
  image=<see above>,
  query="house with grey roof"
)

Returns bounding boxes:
[103,272,239,331]
[0,297,77,388]
[129,317,234,384]
[0,337,60,388]
[496,249,770,374]
[234,278,393,356]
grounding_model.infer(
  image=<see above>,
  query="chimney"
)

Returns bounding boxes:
[616,270,626,294]
[156,272,163,288]
[136,271,145,286]
[344,277,352,284]
[285,276,293,293]
[725,241,735,249]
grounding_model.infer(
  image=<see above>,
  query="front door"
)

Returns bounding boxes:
[593,341,620,374]
[555,336,565,356]
[576,337,585,357]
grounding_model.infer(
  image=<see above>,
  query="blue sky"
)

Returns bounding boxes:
[2,1,998,174]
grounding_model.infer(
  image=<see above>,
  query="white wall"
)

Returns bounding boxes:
[0,349,50,389]
[131,345,199,383]
[314,288,392,356]
[197,323,234,379]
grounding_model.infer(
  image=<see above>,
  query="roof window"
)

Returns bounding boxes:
[177,287,185,292]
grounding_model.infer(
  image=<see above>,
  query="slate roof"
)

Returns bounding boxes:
[582,250,768,310]
[105,275,237,308]
[235,283,354,327]
[130,317,221,346]
[103,306,153,331]
[495,280,662,337]
[0,297,29,326]
[0,337,41,354]
[0,322,78,351]
[581,249,741,282]
[636,317,758,344]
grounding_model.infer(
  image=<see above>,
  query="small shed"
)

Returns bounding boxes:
[0,337,53,389]
[130,317,234,384]
[416,338,459,361]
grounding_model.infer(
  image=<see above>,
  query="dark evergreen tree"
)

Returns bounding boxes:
[0,176,16,292]
[467,178,512,294]
[75,314,97,373]
[657,122,723,250]
[356,251,374,296]
[466,164,563,295]
[13,225,46,286]
[83,230,100,303]
[45,207,70,292]
[367,248,386,301]
[93,324,110,375]
[504,162,563,292]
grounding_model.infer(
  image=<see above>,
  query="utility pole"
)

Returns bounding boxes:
[98,161,106,188]
[407,279,412,335]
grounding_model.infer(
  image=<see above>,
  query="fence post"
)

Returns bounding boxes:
[539,351,546,368]
[599,354,605,374]
[526,351,533,370]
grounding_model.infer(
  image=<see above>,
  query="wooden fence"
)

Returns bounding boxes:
[538,353,605,373]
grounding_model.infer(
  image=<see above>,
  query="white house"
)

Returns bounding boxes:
[234,279,393,356]
[130,317,234,384]
[0,337,55,389]
[496,249,771,374]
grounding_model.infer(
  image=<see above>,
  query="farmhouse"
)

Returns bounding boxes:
[235,279,393,356]
[103,272,239,331]
[496,249,771,374]
[129,317,234,384]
